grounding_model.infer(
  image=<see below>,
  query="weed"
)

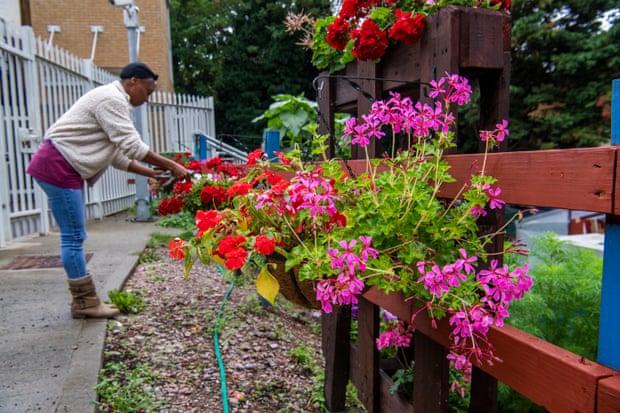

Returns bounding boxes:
[107,289,145,314]
[150,274,165,282]
[156,211,195,230]
[289,343,318,373]
[237,294,264,315]
[139,231,178,264]
[95,361,165,412]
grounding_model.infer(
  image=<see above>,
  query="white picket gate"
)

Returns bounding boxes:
[0,19,245,248]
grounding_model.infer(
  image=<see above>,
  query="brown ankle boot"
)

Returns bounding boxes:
[68,275,119,319]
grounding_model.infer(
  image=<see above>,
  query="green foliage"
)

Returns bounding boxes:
[107,289,146,314]
[212,0,332,150]
[505,232,601,359]
[169,0,241,97]
[289,342,319,373]
[498,232,602,412]
[95,362,165,412]
[253,93,351,158]
[390,366,413,396]
[157,211,196,232]
[139,232,177,264]
[509,0,619,150]
[253,93,318,148]
[310,15,355,72]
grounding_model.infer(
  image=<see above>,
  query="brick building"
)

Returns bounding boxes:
[25,0,174,92]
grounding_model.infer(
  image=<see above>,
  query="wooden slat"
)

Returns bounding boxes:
[458,7,506,69]
[484,325,617,413]
[413,332,449,413]
[363,288,620,413]
[357,297,380,412]
[598,374,620,412]
[443,147,616,213]
[379,41,422,92]
[322,306,351,411]
[468,367,498,413]
[340,147,617,213]
[350,345,414,412]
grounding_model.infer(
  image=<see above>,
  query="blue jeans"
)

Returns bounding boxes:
[36,179,87,279]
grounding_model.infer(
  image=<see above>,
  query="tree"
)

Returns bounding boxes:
[169,0,242,97]
[213,0,332,150]
[509,0,620,150]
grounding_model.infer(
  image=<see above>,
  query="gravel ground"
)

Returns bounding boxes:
[96,243,366,413]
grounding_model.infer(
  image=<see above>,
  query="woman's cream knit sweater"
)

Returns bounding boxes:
[46,80,151,185]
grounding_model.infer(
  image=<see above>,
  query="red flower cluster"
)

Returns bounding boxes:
[488,0,510,8]
[325,0,510,61]
[153,153,246,217]
[326,0,425,61]
[157,196,184,215]
[190,209,278,271]
[200,184,227,206]
[215,234,248,270]
[389,8,425,45]
[351,19,389,60]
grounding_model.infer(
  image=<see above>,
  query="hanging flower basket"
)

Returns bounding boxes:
[266,254,319,310]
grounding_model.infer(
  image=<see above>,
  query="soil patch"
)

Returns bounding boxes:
[97,245,366,412]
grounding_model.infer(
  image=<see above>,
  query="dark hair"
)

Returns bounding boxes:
[119,62,159,81]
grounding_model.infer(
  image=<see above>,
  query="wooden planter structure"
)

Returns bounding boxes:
[317,6,620,413]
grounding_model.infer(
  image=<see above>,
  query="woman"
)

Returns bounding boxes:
[27,62,191,319]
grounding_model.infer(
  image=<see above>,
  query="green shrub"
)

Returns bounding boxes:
[505,232,601,358]
[499,232,602,412]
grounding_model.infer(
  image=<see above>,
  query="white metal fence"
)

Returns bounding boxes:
[0,19,246,248]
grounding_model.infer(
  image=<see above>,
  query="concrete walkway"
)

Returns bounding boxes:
[0,212,160,413]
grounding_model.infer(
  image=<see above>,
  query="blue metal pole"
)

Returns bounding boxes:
[264,130,280,161]
[598,78,620,369]
[199,135,208,161]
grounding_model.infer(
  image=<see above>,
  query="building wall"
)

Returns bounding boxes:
[0,0,22,24]
[29,0,174,92]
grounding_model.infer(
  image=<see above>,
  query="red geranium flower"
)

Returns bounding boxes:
[187,159,202,172]
[200,185,227,206]
[351,19,388,61]
[168,238,187,260]
[173,180,193,195]
[195,210,222,237]
[218,164,244,178]
[247,149,264,166]
[223,247,248,270]
[487,0,510,9]
[389,10,425,45]
[157,197,184,216]
[274,151,291,165]
[326,16,351,51]
[254,235,276,255]
[205,157,223,170]
[217,234,247,256]
[228,181,252,198]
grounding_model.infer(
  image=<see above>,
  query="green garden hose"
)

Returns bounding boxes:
[214,265,234,413]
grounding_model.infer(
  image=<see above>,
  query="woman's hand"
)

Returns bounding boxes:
[170,163,192,180]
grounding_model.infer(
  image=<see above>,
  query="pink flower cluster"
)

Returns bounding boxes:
[315,236,378,312]
[416,249,478,297]
[344,73,473,145]
[469,184,506,218]
[417,252,533,380]
[376,316,415,350]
